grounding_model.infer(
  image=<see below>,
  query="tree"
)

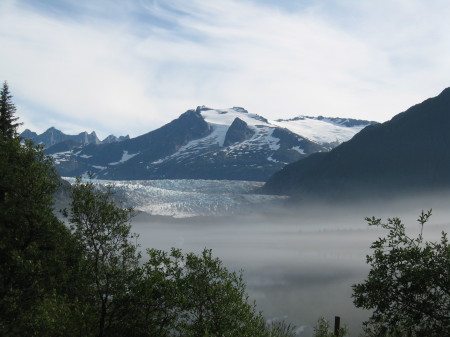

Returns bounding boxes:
[64,176,140,337]
[0,81,21,140]
[352,210,450,337]
[120,247,269,337]
[0,104,85,335]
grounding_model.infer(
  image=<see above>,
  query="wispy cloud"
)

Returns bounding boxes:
[1,0,450,137]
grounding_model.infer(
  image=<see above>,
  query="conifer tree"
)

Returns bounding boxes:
[0,85,87,336]
[0,81,21,140]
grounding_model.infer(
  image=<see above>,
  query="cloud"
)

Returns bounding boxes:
[1,0,450,137]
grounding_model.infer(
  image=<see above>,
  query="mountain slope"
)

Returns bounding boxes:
[47,106,375,181]
[262,88,450,199]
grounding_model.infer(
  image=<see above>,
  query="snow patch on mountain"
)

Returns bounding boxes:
[109,151,138,165]
[272,116,368,145]
[51,151,72,164]
[265,128,281,151]
[291,146,305,154]
[200,107,270,128]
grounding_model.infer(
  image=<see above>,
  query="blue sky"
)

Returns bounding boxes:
[1,0,450,138]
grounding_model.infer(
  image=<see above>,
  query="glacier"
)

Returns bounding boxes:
[63,178,288,218]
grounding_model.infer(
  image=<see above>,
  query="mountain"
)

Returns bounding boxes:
[20,129,38,140]
[102,134,130,143]
[46,106,375,181]
[262,88,450,200]
[20,127,129,148]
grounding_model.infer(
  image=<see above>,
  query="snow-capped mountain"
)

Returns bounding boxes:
[47,106,376,181]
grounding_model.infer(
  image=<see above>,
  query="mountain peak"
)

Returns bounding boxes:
[223,117,255,147]
[439,87,450,96]
[45,126,61,132]
[20,129,38,139]
[195,105,212,113]
[232,107,248,113]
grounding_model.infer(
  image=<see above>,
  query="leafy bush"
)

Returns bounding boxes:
[352,210,450,337]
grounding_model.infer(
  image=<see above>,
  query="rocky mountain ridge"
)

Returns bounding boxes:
[20,127,129,148]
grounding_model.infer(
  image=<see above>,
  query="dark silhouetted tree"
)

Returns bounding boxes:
[0,101,87,335]
[0,81,21,140]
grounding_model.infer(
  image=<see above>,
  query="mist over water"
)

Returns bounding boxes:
[131,195,450,336]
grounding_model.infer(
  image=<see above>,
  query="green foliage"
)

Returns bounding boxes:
[121,247,268,337]
[352,210,450,337]
[0,81,20,140]
[0,133,85,335]
[64,176,140,337]
[313,317,348,337]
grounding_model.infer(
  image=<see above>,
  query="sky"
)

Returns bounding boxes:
[1,0,450,139]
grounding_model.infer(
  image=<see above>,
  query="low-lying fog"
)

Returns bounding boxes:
[131,195,450,336]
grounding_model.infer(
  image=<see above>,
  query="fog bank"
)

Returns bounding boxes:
[131,196,450,336]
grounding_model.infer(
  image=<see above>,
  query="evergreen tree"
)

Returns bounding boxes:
[0,81,21,140]
[0,88,87,336]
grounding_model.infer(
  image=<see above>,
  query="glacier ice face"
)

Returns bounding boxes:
[64,178,287,218]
